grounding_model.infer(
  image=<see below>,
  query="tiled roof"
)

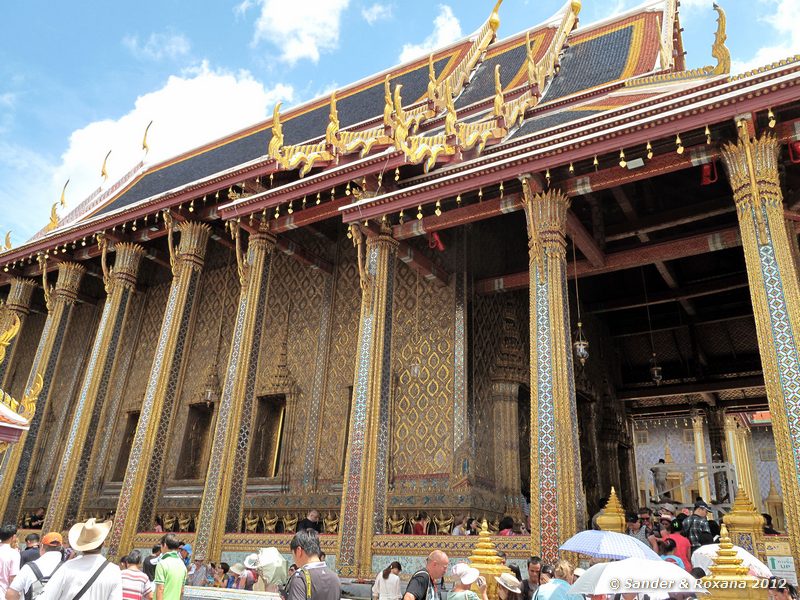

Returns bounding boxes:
[69,1,672,224]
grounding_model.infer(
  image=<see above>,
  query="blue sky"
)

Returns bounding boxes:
[1,0,798,243]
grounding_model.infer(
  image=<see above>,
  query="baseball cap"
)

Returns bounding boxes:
[42,532,62,547]
[694,500,711,511]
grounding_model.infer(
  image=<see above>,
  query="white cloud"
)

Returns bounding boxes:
[1,62,293,242]
[245,0,350,65]
[362,3,392,25]
[399,5,462,63]
[732,0,800,73]
[122,31,191,61]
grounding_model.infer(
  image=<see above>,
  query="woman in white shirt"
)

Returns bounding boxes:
[372,561,402,600]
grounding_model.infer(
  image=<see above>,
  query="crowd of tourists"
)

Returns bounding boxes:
[0,502,795,600]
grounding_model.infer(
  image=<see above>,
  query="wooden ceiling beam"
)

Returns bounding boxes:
[618,375,765,401]
[587,274,749,313]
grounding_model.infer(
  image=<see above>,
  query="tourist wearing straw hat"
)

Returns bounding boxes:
[39,518,121,600]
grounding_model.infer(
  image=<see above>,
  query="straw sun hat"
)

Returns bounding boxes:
[68,518,113,552]
[495,573,522,594]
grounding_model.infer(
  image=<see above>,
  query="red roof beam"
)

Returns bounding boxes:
[392,192,604,268]
[475,222,771,294]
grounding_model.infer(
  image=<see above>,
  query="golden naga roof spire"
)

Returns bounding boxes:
[100,149,111,181]
[46,203,59,232]
[3,232,11,252]
[142,120,153,154]
[326,92,340,148]
[711,3,731,75]
[488,0,503,35]
[268,102,284,161]
[59,179,69,208]
[0,311,20,366]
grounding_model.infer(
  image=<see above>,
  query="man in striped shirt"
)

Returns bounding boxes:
[121,550,153,600]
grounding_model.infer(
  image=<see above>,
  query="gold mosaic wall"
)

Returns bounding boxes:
[96,283,169,482]
[390,261,455,480]
[316,242,360,487]
[253,251,328,492]
[162,259,238,487]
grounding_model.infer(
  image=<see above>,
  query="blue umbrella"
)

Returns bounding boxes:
[559,530,661,560]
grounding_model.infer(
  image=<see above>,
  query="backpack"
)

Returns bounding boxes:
[25,559,64,600]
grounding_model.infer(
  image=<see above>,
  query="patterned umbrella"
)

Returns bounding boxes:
[691,543,772,578]
[559,530,661,560]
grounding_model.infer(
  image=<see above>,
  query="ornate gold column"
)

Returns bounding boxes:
[337,224,398,578]
[0,278,37,387]
[193,224,275,561]
[106,221,210,558]
[521,180,584,563]
[692,412,713,501]
[721,128,800,569]
[42,242,145,532]
[724,415,762,512]
[0,262,85,523]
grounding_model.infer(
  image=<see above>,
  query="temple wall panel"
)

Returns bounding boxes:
[471,292,505,486]
[255,251,328,490]
[95,283,170,503]
[2,311,45,400]
[316,242,360,488]
[160,257,238,490]
[24,301,103,510]
[389,261,455,485]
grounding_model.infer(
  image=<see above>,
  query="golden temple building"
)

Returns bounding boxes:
[1,0,800,579]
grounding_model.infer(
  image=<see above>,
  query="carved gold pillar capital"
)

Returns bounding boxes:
[175,221,212,271]
[721,131,781,209]
[723,127,800,570]
[109,243,146,289]
[53,262,86,304]
[4,278,37,315]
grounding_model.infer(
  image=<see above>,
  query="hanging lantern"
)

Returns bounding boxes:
[650,352,663,385]
[573,321,589,366]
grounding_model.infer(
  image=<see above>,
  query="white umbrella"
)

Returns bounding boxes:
[567,557,706,597]
[560,530,661,560]
[691,543,772,578]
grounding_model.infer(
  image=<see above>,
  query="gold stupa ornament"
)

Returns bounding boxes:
[725,487,765,542]
[701,524,766,600]
[469,520,510,600]
[596,487,626,533]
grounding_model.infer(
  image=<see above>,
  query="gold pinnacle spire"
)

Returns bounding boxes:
[469,520,510,600]
[711,3,731,75]
[596,487,626,533]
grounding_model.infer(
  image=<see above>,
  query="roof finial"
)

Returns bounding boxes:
[711,3,731,75]
[59,179,69,208]
[142,120,153,155]
[489,0,503,34]
[427,54,437,104]
[100,149,111,181]
[268,103,284,161]
[326,92,340,148]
